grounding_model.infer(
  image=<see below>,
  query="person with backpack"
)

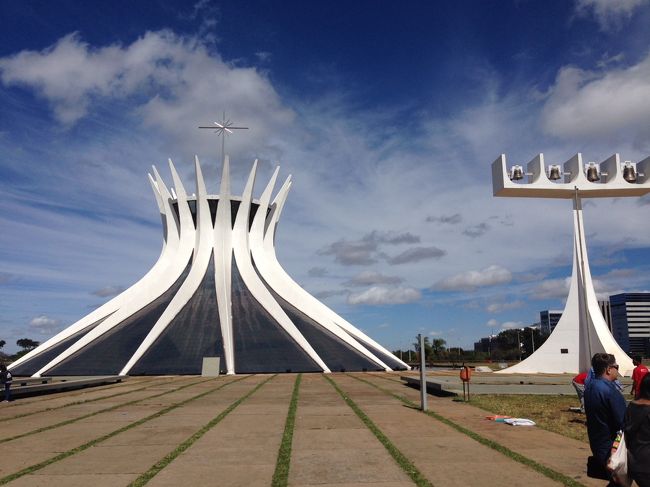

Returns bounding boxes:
[0,364,12,402]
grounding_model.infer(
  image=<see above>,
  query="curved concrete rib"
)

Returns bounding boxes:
[266,181,408,370]
[213,156,235,374]
[250,173,392,371]
[33,164,195,377]
[10,173,173,371]
[232,162,330,372]
[121,156,215,376]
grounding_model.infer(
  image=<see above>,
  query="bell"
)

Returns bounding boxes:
[548,165,562,180]
[586,163,600,182]
[510,165,524,181]
[623,162,637,183]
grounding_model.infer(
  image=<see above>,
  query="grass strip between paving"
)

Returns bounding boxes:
[324,375,434,487]
[0,377,179,424]
[0,377,213,444]
[350,374,585,487]
[0,375,250,485]
[129,374,277,487]
[271,373,302,487]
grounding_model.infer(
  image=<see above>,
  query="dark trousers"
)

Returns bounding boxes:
[3,383,10,401]
[632,473,650,487]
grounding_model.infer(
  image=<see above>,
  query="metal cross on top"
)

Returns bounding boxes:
[199,112,248,161]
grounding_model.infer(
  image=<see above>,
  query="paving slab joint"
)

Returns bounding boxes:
[324,374,434,487]
[129,374,277,487]
[272,373,301,487]
[347,373,586,487]
[0,375,251,486]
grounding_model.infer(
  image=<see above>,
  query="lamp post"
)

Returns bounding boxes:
[492,153,650,375]
[516,329,522,362]
[530,327,535,353]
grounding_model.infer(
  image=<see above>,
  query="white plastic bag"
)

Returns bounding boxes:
[608,432,632,487]
[503,418,536,426]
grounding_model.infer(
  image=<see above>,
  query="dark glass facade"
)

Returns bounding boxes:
[10,317,107,376]
[231,258,320,373]
[266,286,383,372]
[171,198,263,230]
[16,192,401,375]
[45,258,192,375]
[130,253,225,375]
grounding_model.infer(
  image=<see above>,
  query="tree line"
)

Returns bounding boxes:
[392,328,550,364]
[0,338,40,363]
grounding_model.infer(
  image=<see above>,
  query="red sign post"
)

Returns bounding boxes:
[460,364,471,401]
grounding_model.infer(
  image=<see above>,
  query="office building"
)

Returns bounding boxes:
[610,293,650,356]
[540,310,562,335]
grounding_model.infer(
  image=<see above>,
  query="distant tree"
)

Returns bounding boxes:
[16,338,39,351]
[413,335,434,361]
[520,327,548,358]
[430,338,447,357]
[0,339,5,350]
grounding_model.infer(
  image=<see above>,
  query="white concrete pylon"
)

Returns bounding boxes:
[31,166,195,377]
[213,155,235,374]
[262,179,409,370]
[232,162,331,372]
[10,171,172,371]
[497,192,634,376]
[120,156,217,376]
[250,174,395,371]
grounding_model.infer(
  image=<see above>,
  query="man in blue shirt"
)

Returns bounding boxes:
[584,353,627,476]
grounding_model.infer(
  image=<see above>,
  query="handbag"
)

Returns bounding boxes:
[608,431,632,487]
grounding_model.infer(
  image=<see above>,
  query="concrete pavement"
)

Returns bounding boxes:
[0,373,618,486]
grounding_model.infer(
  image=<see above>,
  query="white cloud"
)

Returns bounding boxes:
[463,222,490,238]
[500,320,526,330]
[575,0,647,30]
[91,285,125,298]
[29,315,61,334]
[347,286,421,305]
[363,230,420,245]
[486,300,526,314]
[386,246,446,265]
[486,318,526,330]
[318,238,378,266]
[530,278,571,300]
[433,265,512,291]
[0,31,294,155]
[307,267,328,278]
[344,270,404,287]
[426,213,462,225]
[318,232,438,267]
[1,28,650,353]
[529,271,636,301]
[313,289,348,300]
[541,52,650,141]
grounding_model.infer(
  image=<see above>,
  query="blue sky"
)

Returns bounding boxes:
[1,0,650,354]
